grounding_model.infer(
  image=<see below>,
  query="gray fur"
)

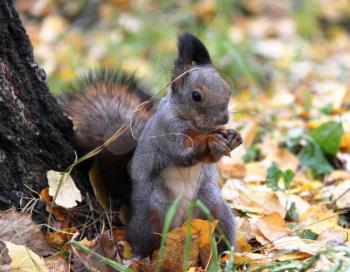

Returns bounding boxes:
[128,41,240,255]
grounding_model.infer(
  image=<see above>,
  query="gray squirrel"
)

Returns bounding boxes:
[61,33,242,257]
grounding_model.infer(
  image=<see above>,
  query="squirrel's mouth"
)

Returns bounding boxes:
[194,121,224,134]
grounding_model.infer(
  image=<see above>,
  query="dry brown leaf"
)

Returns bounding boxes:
[180,219,217,267]
[340,133,350,152]
[152,227,199,272]
[45,254,69,272]
[276,252,311,261]
[331,179,350,208]
[217,162,246,179]
[40,188,73,224]
[139,219,216,271]
[317,229,347,246]
[0,209,53,256]
[256,213,290,242]
[222,179,286,216]
[72,231,121,272]
[45,228,77,249]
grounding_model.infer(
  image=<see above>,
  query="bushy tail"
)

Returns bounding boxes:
[59,68,153,155]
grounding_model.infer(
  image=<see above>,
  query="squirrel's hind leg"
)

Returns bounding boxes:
[197,181,236,253]
[127,202,161,257]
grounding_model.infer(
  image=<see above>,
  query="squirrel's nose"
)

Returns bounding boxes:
[216,113,229,125]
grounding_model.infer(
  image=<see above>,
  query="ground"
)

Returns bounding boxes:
[1,0,350,271]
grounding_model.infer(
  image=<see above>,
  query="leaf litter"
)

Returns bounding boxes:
[5,0,350,271]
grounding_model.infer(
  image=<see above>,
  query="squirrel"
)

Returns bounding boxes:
[60,33,243,257]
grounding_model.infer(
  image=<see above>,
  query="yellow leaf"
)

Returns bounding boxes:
[5,242,48,272]
[47,170,82,209]
[181,219,217,267]
[299,205,338,234]
[236,231,252,253]
[89,161,109,209]
[307,121,322,130]
[340,133,350,152]
[256,213,290,242]
[276,252,311,261]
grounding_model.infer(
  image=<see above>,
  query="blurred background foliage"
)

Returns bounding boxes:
[15,0,350,97]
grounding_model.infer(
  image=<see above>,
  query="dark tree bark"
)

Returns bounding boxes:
[0,0,75,211]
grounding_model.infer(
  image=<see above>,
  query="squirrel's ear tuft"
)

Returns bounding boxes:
[175,32,211,66]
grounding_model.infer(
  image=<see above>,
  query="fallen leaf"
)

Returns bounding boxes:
[47,170,82,208]
[217,162,246,179]
[331,180,350,209]
[180,219,217,267]
[45,228,77,249]
[5,241,48,272]
[45,254,69,272]
[72,231,121,272]
[236,230,252,253]
[256,213,290,241]
[0,209,53,256]
[222,179,286,217]
[299,205,339,235]
[340,133,350,152]
[317,229,347,246]
[152,226,199,272]
[276,252,311,261]
[39,188,70,221]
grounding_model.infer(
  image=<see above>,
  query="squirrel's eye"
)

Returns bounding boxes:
[192,91,202,102]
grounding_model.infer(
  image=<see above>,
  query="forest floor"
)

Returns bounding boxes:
[1,0,350,271]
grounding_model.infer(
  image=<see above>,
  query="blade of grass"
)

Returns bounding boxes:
[70,240,132,272]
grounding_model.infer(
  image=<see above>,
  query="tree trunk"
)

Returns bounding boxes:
[0,0,75,212]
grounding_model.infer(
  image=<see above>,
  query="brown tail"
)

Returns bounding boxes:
[58,69,153,206]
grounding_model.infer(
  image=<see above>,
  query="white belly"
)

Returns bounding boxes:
[161,163,204,227]
[162,163,203,200]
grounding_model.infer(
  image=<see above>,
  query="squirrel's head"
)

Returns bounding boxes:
[170,33,231,132]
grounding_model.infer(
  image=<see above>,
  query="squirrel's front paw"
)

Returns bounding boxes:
[219,129,243,151]
[208,134,232,161]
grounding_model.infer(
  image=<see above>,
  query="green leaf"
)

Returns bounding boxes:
[299,138,334,176]
[283,169,295,190]
[296,229,319,240]
[266,163,284,191]
[266,164,295,192]
[310,121,344,156]
[243,146,260,163]
[286,202,299,222]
